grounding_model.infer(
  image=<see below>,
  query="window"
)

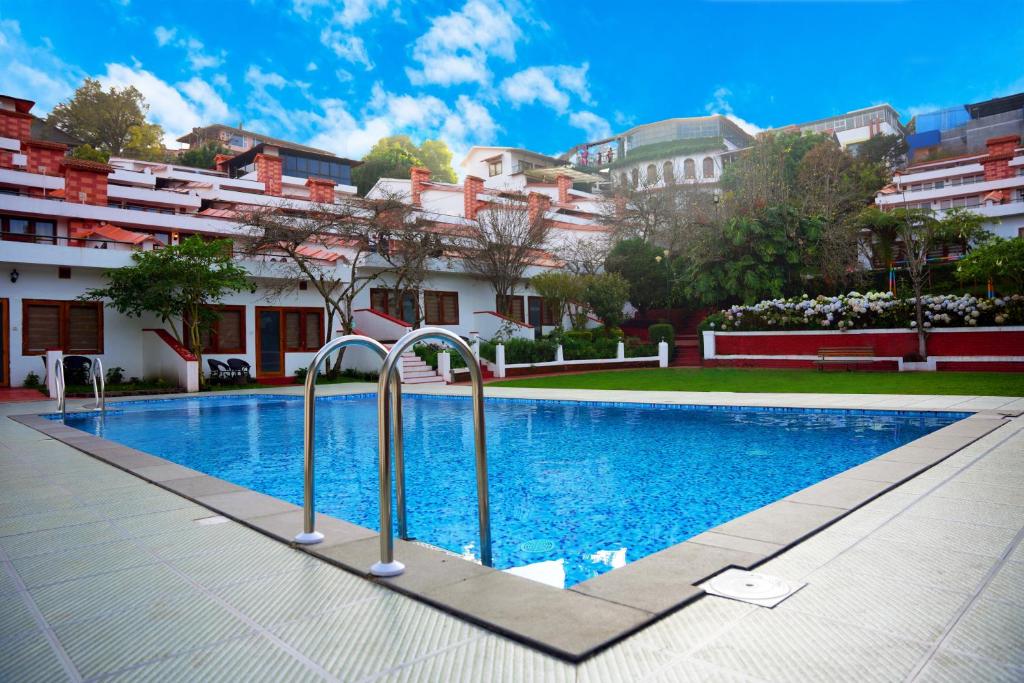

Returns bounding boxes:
[702,157,715,179]
[487,158,503,177]
[684,158,696,180]
[646,164,658,185]
[284,310,323,351]
[423,291,459,325]
[662,161,674,184]
[198,305,245,354]
[2,216,56,244]
[370,288,418,323]
[630,168,639,188]
[22,300,103,355]
[496,295,525,322]
[228,134,245,148]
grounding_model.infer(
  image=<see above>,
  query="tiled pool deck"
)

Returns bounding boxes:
[2,385,1022,681]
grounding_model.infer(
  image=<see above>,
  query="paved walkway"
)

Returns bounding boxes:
[1,389,1022,682]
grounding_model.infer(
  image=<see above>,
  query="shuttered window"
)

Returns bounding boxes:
[22,300,103,355]
[197,306,245,354]
[423,291,458,325]
[496,295,525,322]
[304,312,321,349]
[281,309,322,352]
[285,311,301,350]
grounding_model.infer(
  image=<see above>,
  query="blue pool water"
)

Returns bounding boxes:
[61,395,963,587]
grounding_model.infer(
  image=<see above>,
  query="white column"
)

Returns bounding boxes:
[616,341,625,359]
[658,341,669,368]
[45,350,64,396]
[555,344,564,363]
[438,351,451,383]
[184,360,200,393]
[495,344,506,378]
[471,339,480,361]
[702,330,716,360]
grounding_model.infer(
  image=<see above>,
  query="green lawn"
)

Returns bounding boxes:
[491,368,1024,396]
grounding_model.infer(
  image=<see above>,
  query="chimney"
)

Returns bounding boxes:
[464,175,484,220]
[214,153,234,173]
[0,100,33,141]
[306,177,335,204]
[410,166,431,206]
[61,158,113,206]
[982,135,1020,181]
[255,153,283,196]
[614,194,626,217]
[25,140,67,176]
[527,192,551,225]
[556,174,573,204]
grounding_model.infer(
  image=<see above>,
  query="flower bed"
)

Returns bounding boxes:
[701,292,1024,333]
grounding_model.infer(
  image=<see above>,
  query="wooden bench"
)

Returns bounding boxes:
[815,346,875,371]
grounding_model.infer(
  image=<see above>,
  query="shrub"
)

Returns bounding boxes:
[294,367,308,382]
[413,343,468,369]
[22,371,41,388]
[648,323,675,345]
[563,329,592,343]
[500,337,557,364]
[105,366,126,385]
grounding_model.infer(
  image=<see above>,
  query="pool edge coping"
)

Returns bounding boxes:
[7,399,1013,662]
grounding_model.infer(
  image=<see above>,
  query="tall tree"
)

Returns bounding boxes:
[83,237,253,382]
[604,238,674,314]
[956,237,1024,293]
[460,198,552,316]
[178,141,231,169]
[122,123,166,161]
[47,78,161,156]
[352,135,458,195]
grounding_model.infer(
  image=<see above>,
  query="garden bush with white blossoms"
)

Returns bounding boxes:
[701,292,1024,332]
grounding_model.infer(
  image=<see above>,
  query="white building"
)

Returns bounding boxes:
[0,93,608,390]
[787,103,904,154]
[876,134,1024,239]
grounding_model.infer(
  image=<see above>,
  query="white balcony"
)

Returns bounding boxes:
[895,163,985,185]
[107,184,202,208]
[877,176,1024,206]
[0,168,64,191]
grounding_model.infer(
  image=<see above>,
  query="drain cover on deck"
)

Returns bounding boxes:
[702,569,805,608]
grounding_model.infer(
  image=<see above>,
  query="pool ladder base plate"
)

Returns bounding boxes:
[370,560,406,577]
[294,531,325,545]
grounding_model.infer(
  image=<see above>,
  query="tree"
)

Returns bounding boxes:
[179,142,230,170]
[956,237,1024,293]
[855,133,907,169]
[70,144,109,163]
[83,237,253,382]
[47,78,150,156]
[238,194,421,371]
[374,200,451,325]
[604,238,673,314]
[530,271,586,329]
[583,273,630,329]
[460,198,552,316]
[122,123,166,161]
[893,207,989,358]
[856,206,901,267]
[352,135,458,195]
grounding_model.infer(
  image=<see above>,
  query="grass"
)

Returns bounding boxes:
[491,367,1024,396]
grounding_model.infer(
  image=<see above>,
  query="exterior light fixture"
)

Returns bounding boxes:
[10,269,19,283]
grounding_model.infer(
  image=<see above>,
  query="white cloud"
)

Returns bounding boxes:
[568,111,611,141]
[153,27,224,71]
[407,0,521,87]
[100,63,232,144]
[320,28,373,70]
[704,86,765,135]
[306,61,318,72]
[500,64,591,114]
[0,19,82,112]
[333,0,389,28]
[244,65,294,133]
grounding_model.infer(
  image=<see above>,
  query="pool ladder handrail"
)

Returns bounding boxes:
[371,327,491,577]
[54,358,67,422]
[84,357,106,413]
[295,334,405,545]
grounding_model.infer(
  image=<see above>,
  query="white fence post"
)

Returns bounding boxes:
[495,344,506,378]
[658,341,669,368]
[45,350,64,396]
[438,351,451,383]
[555,344,564,363]
[471,338,480,361]
[616,341,625,360]
[702,330,716,360]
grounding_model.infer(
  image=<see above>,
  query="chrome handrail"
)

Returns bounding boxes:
[54,358,67,422]
[371,327,491,577]
[295,334,404,545]
[85,357,105,412]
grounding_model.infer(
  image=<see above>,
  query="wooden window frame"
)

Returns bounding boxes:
[200,305,246,354]
[21,299,104,356]
[370,288,418,324]
[527,296,558,327]
[423,290,459,325]
[496,295,525,323]
[1,216,57,245]
[283,308,324,352]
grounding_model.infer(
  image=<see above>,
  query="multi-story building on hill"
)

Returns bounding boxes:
[906,93,1024,162]
[0,92,606,390]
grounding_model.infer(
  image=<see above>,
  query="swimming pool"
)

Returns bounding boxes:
[61,394,964,588]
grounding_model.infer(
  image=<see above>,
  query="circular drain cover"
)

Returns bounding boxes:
[707,571,791,601]
[520,539,555,553]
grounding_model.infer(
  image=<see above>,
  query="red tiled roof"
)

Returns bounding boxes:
[60,158,113,173]
[71,223,158,245]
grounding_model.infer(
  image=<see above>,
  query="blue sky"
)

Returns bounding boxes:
[2,0,1022,165]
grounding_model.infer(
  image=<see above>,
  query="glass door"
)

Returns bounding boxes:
[257,309,283,376]
[527,297,544,340]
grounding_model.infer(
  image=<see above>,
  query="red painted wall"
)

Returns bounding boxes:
[714,329,1024,358]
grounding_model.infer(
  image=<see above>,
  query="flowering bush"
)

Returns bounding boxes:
[701,292,1024,332]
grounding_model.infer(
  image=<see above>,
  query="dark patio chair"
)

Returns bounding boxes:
[226,358,252,383]
[62,355,92,385]
[207,359,232,383]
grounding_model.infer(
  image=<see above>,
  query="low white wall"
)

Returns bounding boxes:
[472,311,534,341]
[353,308,411,341]
[142,331,199,392]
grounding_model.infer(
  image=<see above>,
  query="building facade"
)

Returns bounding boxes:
[785,104,904,154]
[876,134,1024,239]
[906,93,1024,163]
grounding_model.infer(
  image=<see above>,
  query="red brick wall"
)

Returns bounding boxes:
[527,192,551,224]
[982,135,1020,181]
[214,153,234,172]
[25,141,66,176]
[410,166,430,206]
[714,329,1024,359]
[255,154,282,196]
[305,177,335,203]
[0,150,12,170]
[0,110,32,141]
[464,175,484,219]
[64,167,109,205]
[556,174,572,204]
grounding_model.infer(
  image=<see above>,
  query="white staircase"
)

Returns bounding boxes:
[398,351,445,385]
